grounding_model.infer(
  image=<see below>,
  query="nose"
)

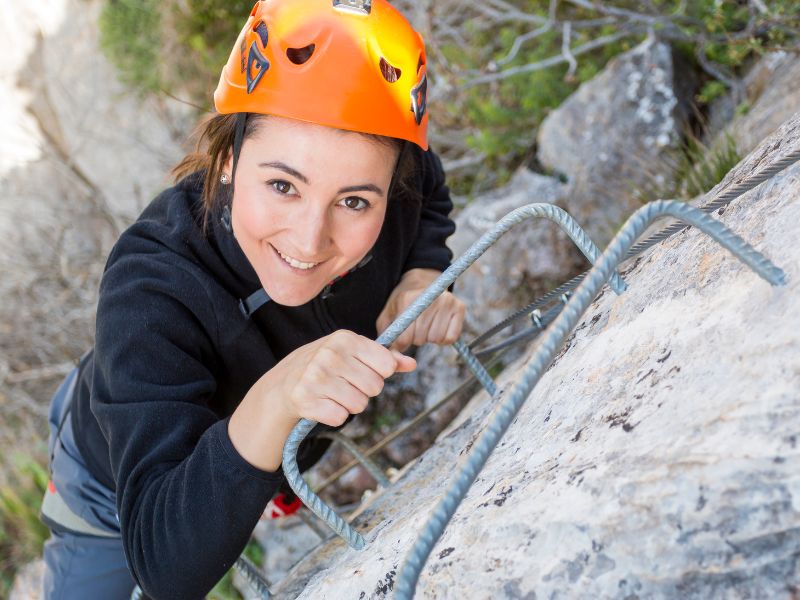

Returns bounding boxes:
[292,202,331,258]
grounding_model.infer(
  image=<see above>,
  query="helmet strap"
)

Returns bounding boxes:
[219,113,247,235]
[387,140,409,200]
[231,112,247,184]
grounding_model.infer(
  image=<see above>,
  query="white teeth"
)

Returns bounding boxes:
[277,249,319,270]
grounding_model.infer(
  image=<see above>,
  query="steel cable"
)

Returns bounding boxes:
[452,339,498,396]
[394,200,786,599]
[473,299,566,360]
[469,147,800,351]
[234,555,272,599]
[282,203,627,549]
[317,432,391,488]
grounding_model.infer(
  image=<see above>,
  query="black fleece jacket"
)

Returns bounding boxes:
[69,147,455,599]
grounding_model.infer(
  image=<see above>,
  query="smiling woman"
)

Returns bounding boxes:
[226,117,398,307]
[39,1,464,599]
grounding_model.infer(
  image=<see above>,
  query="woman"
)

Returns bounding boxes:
[40,1,464,598]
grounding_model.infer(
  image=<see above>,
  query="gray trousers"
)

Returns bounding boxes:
[42,365,137,600]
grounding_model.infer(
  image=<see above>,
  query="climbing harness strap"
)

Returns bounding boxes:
[40,480,119,539]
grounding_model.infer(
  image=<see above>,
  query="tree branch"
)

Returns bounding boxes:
[463,28,640,88]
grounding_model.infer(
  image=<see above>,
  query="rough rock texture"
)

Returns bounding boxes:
[0,0,189,482]
[537,38,694,246]
[8,559,43,600]
[709,51,800,155]
[270,113,800,599]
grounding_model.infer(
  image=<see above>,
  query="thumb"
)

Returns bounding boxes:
[391,350,417,373]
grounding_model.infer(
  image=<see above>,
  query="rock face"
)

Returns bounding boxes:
[537,38,693,246]
[270,113,800,599]
[709,51,800,155]
[8,559,43,600]
[0,0,189,482]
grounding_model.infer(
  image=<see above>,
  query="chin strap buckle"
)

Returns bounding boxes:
[239,288,271,319]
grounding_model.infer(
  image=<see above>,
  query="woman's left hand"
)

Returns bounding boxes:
[376,268,465,352]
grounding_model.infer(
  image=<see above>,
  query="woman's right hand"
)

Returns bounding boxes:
[229,330,416,472]
[268,330,417,427]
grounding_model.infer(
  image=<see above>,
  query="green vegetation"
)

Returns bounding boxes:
[431,0,798,194]
[100,0,254,103]
[99,0,163,94]
[0,449,266,598]
[98,0,798,194]
[675,131,742,199]
[208,541,264,600]
[626,125,743,208]
[0,454,49,597]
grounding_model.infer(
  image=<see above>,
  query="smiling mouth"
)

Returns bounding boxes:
[272,245,322,271]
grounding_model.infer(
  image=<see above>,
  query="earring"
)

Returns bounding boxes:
[220,173,231,185]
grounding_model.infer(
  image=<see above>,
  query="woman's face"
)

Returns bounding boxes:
[227,116,398,306]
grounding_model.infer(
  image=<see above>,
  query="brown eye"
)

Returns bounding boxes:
[340,196,369,211]
[270,180,294,194]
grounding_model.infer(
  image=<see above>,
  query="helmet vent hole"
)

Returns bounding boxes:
[286,44,316,65]
[253,21,269,48]
[417,55,425,73]
[380,58,401,83]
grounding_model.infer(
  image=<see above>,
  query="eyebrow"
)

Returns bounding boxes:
[259,161,385,196]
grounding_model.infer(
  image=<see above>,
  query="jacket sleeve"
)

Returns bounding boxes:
[91,250,282,600]
[402,148,456,273]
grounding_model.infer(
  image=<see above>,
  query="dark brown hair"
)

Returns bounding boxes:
[172,113,417,233]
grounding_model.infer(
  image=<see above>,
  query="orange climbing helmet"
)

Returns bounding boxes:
[214,0,429,149]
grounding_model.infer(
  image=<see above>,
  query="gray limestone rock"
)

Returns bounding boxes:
[537,38,693,246]
[9,559,43,600]
[269,113,800,600]
[0,0,190,477]
[708,51,800,156]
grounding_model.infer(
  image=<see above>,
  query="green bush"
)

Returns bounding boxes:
[99,0,253,103]
[676,131,742,199]
[99,0,163,94]
[0,454,49,597]
[97,0,798,195]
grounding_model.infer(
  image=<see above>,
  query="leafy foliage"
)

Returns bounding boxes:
[426,0,798,193]
[100,0,254,103]
[99,0,163,94]
[98,0,798,193]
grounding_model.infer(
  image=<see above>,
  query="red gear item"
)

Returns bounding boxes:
[262,492,303,519]
[214,0,429,149]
